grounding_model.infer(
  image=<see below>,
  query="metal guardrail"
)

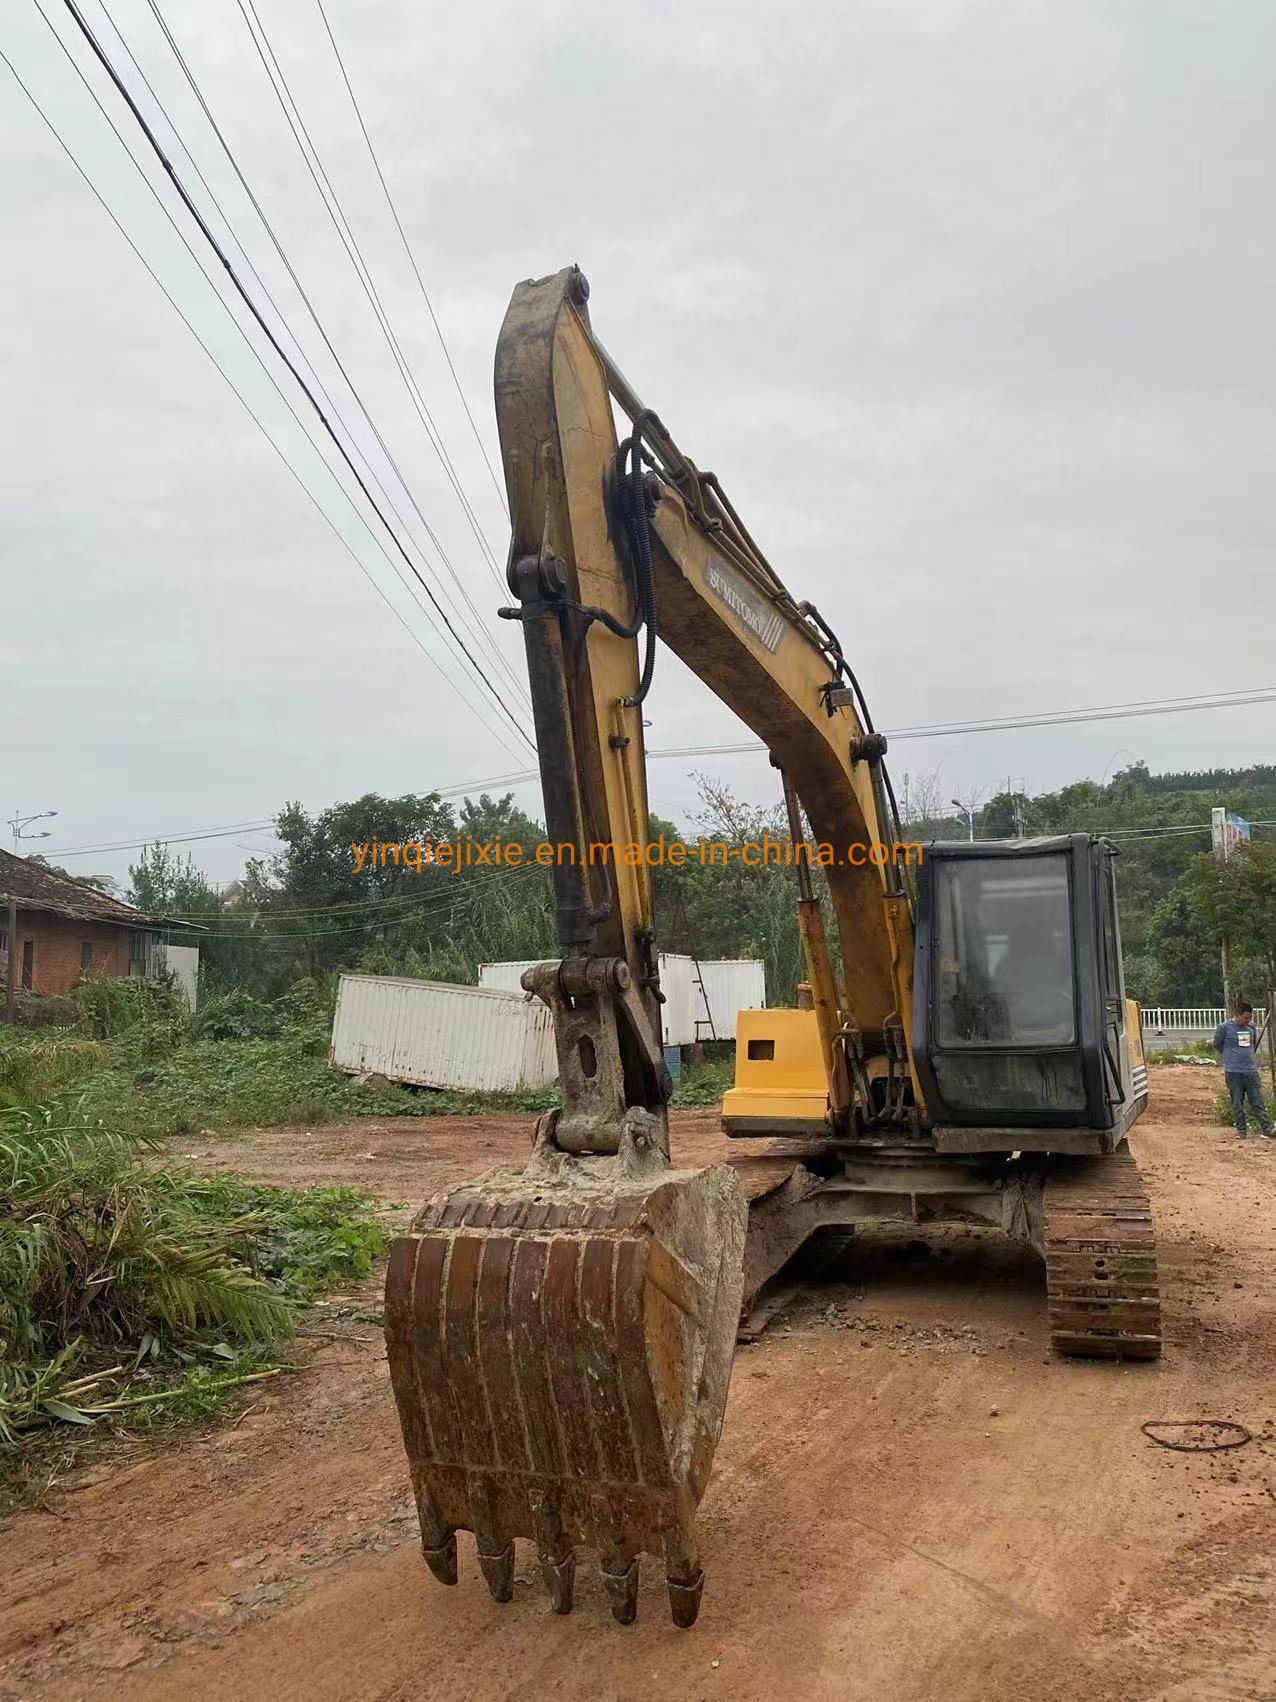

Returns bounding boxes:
[1140,1006,1266,1031]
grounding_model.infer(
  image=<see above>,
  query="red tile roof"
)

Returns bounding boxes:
[0,849,160,929]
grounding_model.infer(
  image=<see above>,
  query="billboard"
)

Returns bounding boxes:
[1211,806,1251,860]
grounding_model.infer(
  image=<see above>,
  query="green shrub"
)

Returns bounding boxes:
[0,1102,385,1450]
[66,975,190,1040]
[0,1032,103,1108]
[673,1057,734,1107]
[194,987,283,1042]
[12,990,78,1030]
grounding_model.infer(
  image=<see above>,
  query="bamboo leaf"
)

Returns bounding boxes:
[40,1398,94,1425]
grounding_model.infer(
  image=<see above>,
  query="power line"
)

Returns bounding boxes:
[233,0,507,593]
[361,684,1276,790]
[94,0,528,716]
[174,857,539,922]
[203,861,546,938]
[46,822,278,857]
[42,700,1276,862]
[0,33,504,755]
[24,1,525,761]
[138,0,526,710]
[645,684,1276,763]
[52,0,533,756]
[885,685,1276,740]
[313,0,508,520]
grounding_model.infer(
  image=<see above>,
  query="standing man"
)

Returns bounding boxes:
[1213,1000,1274,1138]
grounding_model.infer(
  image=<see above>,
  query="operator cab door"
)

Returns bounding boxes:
[910,834,1120,1132]
[1095,844,1129,1122]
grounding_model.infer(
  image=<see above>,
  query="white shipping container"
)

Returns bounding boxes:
[692,959,766,1041]
[331,973,557,1094]
[480,954,698,1047]
[478,960,541,995]
[656,953,696,1048]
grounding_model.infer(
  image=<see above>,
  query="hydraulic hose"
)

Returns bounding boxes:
[622,429,657,708]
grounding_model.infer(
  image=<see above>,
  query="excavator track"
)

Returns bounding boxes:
[1043,1144,1161,1360]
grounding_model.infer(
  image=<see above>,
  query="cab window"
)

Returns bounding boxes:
[935,855,1076,1048]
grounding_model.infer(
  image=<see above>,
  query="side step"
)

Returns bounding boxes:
[1043,1146,1161,1361]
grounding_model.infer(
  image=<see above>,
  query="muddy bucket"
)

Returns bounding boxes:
[385,1133,747,1626]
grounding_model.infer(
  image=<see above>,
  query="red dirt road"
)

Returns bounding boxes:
[2,1067,1274,1700]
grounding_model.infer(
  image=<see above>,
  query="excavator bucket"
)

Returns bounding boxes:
[385,1141,748,1627]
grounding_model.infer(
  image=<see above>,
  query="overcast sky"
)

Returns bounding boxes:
[3,0,1273,888]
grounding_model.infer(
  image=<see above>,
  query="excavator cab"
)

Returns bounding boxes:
[728,836,1145,1145]
[912,835,1141,1138]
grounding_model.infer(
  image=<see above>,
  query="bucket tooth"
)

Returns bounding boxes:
[666,1568,705,1629]
[532,1495,575,1614]
[663,1526,704,1628]
[422,1533,458,1586]
[602,1555,641,1625]
[539,1547,576,1614]
[478,1541,516,1603]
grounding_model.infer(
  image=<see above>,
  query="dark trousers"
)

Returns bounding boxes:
[1225,1071,1272,1134]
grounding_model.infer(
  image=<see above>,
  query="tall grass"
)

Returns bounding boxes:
[0,978,389,1458]
[0,1102,306,1444]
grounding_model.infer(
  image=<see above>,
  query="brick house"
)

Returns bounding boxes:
[0,850,199,1003]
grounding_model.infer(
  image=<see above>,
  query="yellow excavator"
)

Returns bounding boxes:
[384,265,1159,1628]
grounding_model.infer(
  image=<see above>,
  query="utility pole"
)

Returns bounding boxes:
[4,811,57,1025]
[1256,991,1276,1101]
[4,895,15,1026]
[1210,806,1248,1011]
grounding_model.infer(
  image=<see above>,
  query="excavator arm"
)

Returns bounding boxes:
[495,264,917,1145]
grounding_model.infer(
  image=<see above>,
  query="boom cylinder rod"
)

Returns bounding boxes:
[782,774,816,906]
[780,771,852,1120]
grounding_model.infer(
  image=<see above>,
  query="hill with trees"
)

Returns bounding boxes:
[62,759,1271,1012]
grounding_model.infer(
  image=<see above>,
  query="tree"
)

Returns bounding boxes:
[980,789,1032,839]
[1178,844,1276,999]
[1139,889,1220,1006]
[647,780,808,1004]
[893,769,948,833]
[241,793,460,979]
[128,844,222,917]
[127,843,264,991]
[458,792,542,849]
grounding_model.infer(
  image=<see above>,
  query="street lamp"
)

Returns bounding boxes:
[951,798,976,842]
[8,810,58,855]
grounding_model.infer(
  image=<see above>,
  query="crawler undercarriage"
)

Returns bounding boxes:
[737,1142,1161,1360]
